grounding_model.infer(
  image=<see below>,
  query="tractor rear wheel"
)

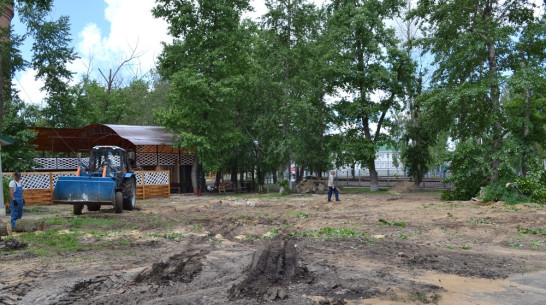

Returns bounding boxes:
[114,191,123,214]
[122,178,136,210]
[73,204,83,215]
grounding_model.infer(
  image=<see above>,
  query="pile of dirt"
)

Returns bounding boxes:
[295,177,327,194]
[389,181,416,193]
[134,249,207,284]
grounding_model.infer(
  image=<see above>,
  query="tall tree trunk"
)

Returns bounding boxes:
[231,164,238,193]
[0,4,14,131]
[485,6,502,183]
[191,156,199,195]
[369,165,379,192]
[520,49,531,177]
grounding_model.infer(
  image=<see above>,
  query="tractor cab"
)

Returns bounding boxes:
[86,146,132,180]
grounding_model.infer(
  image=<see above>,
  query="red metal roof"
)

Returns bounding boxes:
[32,124,176,153]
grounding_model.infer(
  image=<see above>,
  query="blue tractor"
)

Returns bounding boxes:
[52,145,136,215]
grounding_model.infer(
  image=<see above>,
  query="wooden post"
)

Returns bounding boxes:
[142,172,146,199]
[49,172,54,204]
[0,223,12,236]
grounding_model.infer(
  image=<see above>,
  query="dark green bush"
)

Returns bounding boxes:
[441,142,489,201]
[515,169,546,204]
[478,168,546,205]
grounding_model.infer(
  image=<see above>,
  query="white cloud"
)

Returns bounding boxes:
[15,0,172,105]
[77,0,171,81]
[13,69,46,106]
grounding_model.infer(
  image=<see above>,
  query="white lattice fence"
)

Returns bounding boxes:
[33,158,89,170]
[158,154,178,166]
[180,153,194,165]
[135,171,169,185]
[137,153,157,166]
[137,153,194,166]
[135,170,170,199]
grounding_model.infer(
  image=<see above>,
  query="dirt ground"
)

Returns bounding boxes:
[1,185,546,305]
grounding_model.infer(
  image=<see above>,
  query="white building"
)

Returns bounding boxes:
[335,145,404,178]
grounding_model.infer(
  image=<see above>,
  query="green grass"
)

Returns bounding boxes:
[289,227,369,241]
[150,232,182,239]
[409,292,441,304]
[293,211,309,219]
[507,242,524,248]
[378,219,406,227]
[44,216,126,228]
[6,215,137,256]
[23,207,52,214]
[343,187,389,194]
[469,217,495,225]
[517,226,546,236]
[16,229,85,256]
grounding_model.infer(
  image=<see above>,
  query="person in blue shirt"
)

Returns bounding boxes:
[9,172,24,229]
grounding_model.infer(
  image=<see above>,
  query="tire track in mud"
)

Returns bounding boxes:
[228,237,310,302]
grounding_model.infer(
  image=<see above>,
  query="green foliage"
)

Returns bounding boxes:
[2,175,10,203]
[150,232,182,240]
[411,0,543,194]
[441,141,489,201]
[481,180,529,204]
[517,226,546,236]
[277,179,289,188]
[327,0,411,190]
[294,211,308,219]
[515,168,546,204]
[1,96,39,171]
[479,167,546,204]
[289,227,369,241]
[17,228,84,256]
[378,219,406,227]
[28,13,78,127]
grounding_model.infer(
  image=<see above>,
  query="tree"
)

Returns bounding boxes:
[153,0,253,193]
[504,14,546,176]
[327,0,410,191]
[1,95,38,171]
[410,0,542,186]
[17,0,78,127]
[252,0,331,184]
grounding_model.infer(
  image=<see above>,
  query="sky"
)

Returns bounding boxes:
[11,0,543,107]
[12,0,269,106]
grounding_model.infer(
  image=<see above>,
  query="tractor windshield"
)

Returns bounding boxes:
[91,149,123,172]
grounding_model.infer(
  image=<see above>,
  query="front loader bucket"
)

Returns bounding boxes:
[52,176,115,205]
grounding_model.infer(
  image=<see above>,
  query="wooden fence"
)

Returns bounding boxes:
[3,171,170,205]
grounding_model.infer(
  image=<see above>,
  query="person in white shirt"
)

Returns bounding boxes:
[9,172,24,228]
[327,170,340,202]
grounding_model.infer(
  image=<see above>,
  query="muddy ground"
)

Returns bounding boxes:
[1,186,545,305]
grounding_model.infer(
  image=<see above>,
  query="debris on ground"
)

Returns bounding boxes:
[294,177,327,194]
[0,238,27,251]
[389,181,416,193]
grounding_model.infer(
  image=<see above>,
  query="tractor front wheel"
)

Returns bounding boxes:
[122,178,136,210]
[114,191,123,214]
[73,204,83,215]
